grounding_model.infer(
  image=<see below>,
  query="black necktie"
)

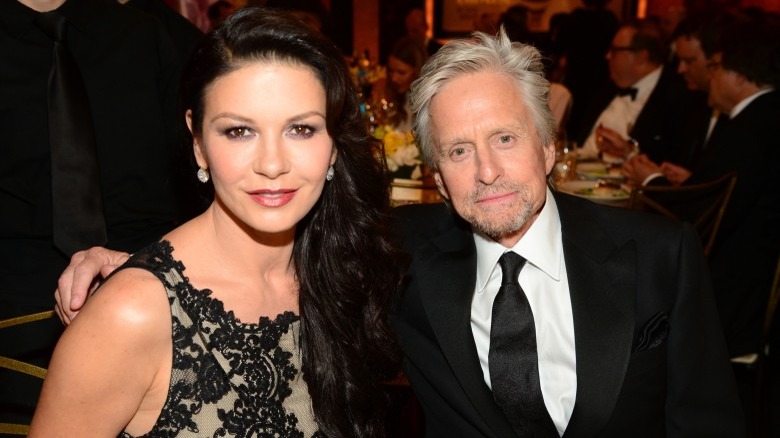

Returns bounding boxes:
[36,11,107,256]
[616,87,637,100]
[489,251,558,437]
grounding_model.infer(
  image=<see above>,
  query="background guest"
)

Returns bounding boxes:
[376,36,428,131]
[556,0,619,139]
[573,20,695,164]
[624,16,780,371]
[0,0,188,426]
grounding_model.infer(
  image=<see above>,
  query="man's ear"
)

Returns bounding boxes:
[543,142,556,175]
[433,171,450,200]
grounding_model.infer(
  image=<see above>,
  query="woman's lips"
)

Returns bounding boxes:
[248,189,296,207]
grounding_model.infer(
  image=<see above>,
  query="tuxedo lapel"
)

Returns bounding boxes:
[415,223,517,437]
[555,196,637,437]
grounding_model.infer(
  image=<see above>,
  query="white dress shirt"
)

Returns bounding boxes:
[581,67,663,156]
[470,189,576,436]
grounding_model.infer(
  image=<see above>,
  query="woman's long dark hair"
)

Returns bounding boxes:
[178,8,403,437]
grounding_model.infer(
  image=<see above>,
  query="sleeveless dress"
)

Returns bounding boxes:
[116,240,322,438]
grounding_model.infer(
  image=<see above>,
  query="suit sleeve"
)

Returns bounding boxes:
[665,223,745,437]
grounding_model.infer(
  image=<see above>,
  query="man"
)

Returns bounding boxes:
[53,30,745,437]
[557,0,618,139]
[391,30,743,436]
[572,21,695,165]
[621,12,736,186]
[0,0,187,424]
[624,17,780,361]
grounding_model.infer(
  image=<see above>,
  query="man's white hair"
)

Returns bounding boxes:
[409,28,557,170]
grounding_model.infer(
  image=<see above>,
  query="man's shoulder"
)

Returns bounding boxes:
[392,202,459,233]
[391,203,470,247]
[555,191,686,242]
[741,90,780,118]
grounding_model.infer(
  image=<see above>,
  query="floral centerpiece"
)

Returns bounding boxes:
[373,124,423,180]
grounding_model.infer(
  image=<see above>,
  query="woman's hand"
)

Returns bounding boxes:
[54,247,130,325]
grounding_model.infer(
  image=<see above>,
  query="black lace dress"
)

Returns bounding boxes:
[116,240,322,438]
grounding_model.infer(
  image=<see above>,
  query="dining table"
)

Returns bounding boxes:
[551,146,633,207]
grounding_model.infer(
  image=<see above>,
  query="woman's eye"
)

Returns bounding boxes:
[223,127,253,139]
[289,124,316,138]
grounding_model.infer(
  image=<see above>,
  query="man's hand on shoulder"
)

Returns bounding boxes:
[54,247,130,325]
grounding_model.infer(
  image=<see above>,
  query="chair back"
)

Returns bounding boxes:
[0,310,55,436]
[763,257,780,346]
[628,172,737,256]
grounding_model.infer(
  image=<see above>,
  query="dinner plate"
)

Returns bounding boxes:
[557,180,630,202]
[574,148,598,161]
[576,162,625,181]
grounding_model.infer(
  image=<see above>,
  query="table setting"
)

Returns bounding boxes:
[552,140,632,205]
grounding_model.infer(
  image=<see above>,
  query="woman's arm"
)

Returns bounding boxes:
[30,268,172,437]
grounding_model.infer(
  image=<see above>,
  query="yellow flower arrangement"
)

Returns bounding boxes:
[373,125,423,180]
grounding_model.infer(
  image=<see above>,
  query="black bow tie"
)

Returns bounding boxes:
[616,87,638,100]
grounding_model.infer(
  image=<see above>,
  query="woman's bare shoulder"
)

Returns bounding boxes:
[75,267,172,344]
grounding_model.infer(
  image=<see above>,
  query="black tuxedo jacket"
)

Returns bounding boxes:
[691,91,780,356]
[645,91,780,356]
[572,66,694,164]
[391,193,743,437]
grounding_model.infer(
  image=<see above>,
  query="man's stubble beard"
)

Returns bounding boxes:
[459,181,536,241]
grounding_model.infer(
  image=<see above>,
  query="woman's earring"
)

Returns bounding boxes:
[196,167,210,183]
[326,165,334,181]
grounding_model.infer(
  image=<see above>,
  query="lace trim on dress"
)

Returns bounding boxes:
[116,240,321,438]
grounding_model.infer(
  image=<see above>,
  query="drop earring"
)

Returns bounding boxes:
[326,165,334,181]
[196,167,210,183]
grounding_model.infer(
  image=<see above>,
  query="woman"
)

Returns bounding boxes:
[30,8,402,437]
[380,36,428,131]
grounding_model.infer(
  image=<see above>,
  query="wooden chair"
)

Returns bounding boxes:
[0,310,55,436]
[627,172,737,257]
[749,257,780,436]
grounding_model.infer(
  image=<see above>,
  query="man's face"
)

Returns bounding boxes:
[707,53,740,114]
[607,27,641,88]
[675,35,710,91]
[429,71,555,247]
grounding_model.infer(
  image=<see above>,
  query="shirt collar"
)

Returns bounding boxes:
[730,88,774,119]
[474,188,563,292]
[630,66,663,102]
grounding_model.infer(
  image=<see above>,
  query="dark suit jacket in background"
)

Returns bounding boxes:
[126,0,203,60]
[0,0,193,425]
[0,0,188,314]
[391,193,743,437]
[690,91,780,357]
[572,65,696,165]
